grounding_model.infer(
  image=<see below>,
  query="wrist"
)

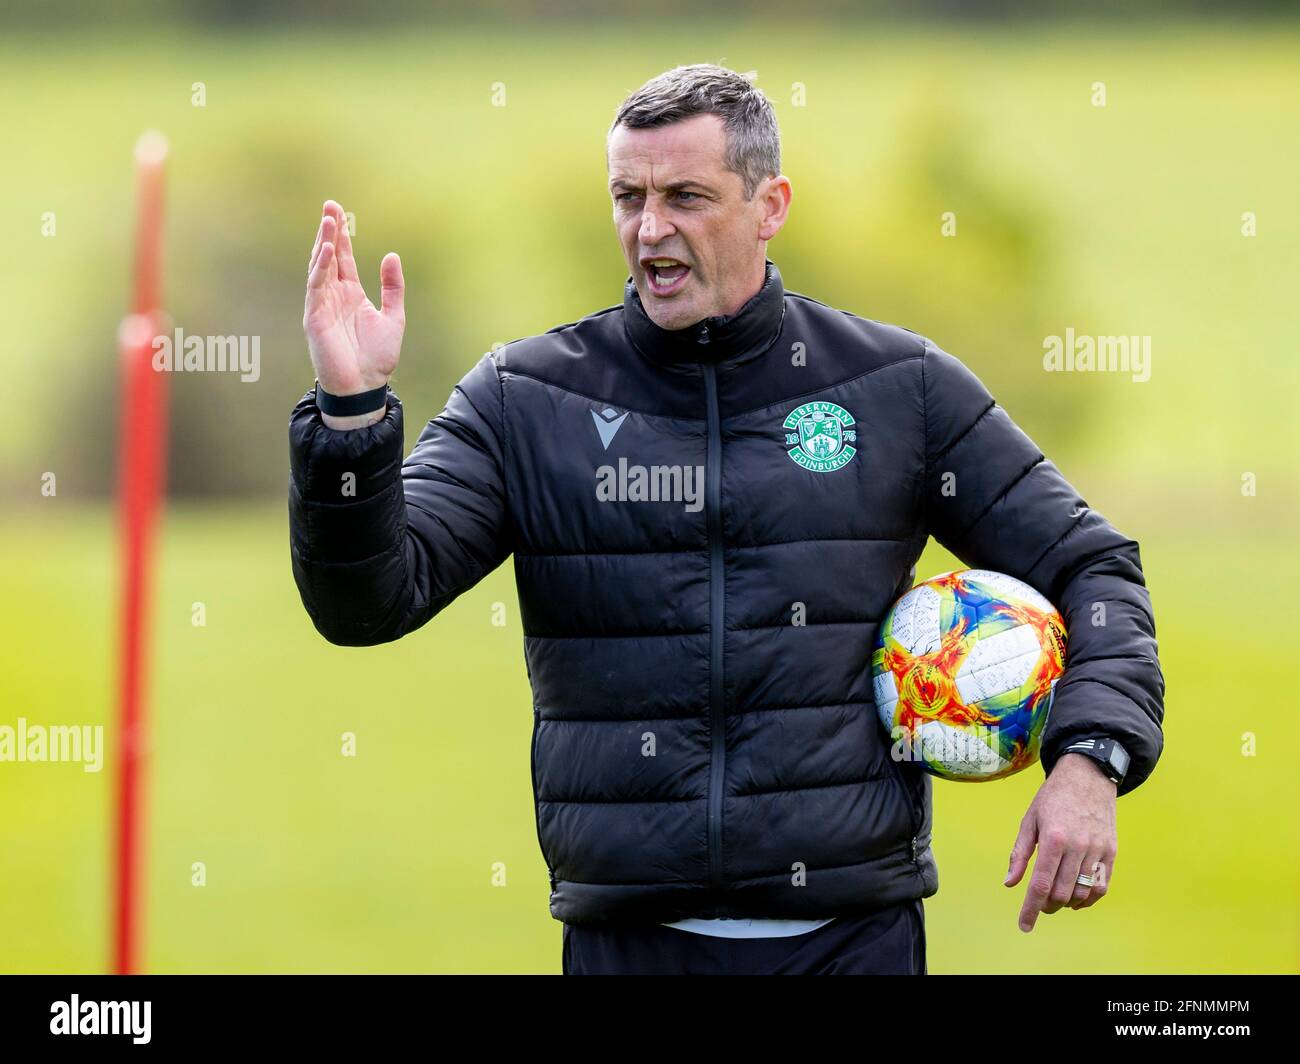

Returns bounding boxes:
[1057,752,1117,789]
[321,406,387,431]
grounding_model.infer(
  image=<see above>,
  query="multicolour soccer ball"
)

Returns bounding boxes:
[872,569,1066,782]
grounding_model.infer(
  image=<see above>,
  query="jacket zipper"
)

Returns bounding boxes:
[702,350,726,894]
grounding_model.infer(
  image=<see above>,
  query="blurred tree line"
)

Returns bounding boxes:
[2,0,1295,29]
[11,14,1294,502]
[40,86,1083,498]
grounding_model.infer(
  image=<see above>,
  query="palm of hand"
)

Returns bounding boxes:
[306,274,401,393]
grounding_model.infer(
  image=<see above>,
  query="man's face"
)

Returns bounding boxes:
[608,113,790,331]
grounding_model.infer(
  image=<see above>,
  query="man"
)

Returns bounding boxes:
[290,65,1164,975]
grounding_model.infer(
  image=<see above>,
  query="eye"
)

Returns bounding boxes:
[675,191,699,202]
[614,192,640,203]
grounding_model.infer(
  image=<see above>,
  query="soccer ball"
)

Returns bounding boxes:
[871,569,1066,781]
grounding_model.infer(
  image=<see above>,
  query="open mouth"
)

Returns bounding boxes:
[643,258,691,297]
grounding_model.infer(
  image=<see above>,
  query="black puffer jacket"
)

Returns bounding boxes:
[288,260,1164,926]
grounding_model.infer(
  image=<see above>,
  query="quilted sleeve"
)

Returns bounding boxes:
[921,338,1165,795]
[288,351,511,646]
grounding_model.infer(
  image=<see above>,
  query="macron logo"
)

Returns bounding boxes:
[591,406,628,450]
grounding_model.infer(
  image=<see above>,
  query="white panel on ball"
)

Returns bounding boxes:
[873,669,899,717]
[916,720,1009,776]
[956,624,1041,704]
[891,585,942,655]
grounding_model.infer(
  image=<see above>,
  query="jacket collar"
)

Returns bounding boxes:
[623,259,785,365]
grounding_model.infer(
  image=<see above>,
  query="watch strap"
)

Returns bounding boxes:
[1063,736,1129,783]
[314,380,389,417]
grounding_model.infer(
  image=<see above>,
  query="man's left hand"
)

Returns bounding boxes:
[1004,753,1118,932]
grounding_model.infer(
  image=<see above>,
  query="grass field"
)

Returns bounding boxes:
[1,504,1295,973]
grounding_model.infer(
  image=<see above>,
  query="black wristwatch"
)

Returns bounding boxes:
[1061,736,1130,786]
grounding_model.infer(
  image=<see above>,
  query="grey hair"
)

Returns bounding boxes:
[609,64,781,200]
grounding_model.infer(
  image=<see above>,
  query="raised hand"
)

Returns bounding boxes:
[303,200,405,420]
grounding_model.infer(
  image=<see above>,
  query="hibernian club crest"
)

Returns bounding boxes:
[783,401,858,473]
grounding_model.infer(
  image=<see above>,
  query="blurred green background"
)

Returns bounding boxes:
[1,6,1297,973]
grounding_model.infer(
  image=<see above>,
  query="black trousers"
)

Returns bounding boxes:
[562,899,926,975]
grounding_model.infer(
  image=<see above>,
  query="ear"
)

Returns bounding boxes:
[757,175,792,242]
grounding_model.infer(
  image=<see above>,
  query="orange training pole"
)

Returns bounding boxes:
[113,130,169,975]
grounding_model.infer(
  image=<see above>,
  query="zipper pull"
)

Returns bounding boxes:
[697,322,711,345]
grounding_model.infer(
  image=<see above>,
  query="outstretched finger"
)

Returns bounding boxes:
[1072,850,1114,910]
[1004,814,1037,889]
[308,241,335,292]
[1068,853,1104,910]
[1019,845,1060,933]
[308,212,328,270]
[309,214,336,276]
[325,200,359,282]
[380,252,404,320]
[1045,840,1089,916]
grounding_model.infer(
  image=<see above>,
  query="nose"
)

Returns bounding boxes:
[638,208,672,245]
